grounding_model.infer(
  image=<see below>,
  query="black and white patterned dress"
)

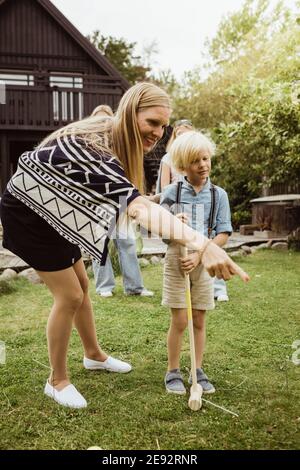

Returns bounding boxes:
[0,135,140,271]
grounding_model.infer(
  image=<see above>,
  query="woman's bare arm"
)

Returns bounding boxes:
[127,196,249,282]
[213,233,229,248]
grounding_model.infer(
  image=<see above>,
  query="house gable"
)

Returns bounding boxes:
[0,0,131,195]
[0,0,129,88]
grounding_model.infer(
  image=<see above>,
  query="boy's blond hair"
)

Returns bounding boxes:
[169,131,216,172]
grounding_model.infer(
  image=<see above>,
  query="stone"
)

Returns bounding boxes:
[139,258,150,267]
[18,268,43,284]
[150,256,160,265]
[241,245,252,254]
[0,249,28,270]
[256,243,269,250]
[271,242,288,251]
[0,268,18,281]
[160,257,165,265]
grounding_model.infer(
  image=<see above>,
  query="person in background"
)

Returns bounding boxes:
[91,104,153,298]
[90,104,114,118]
[144,125,173,194]
[156,119,194,194]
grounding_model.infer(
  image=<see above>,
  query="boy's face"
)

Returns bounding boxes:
[185,152,211,185]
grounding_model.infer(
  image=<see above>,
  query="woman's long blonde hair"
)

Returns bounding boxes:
[38,82,171,193]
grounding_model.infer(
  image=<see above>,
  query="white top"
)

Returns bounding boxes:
[161,153,181,184]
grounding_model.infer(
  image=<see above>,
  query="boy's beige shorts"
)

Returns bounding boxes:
[162,244,215,310]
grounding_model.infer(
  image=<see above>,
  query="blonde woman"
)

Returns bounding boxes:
[0,83,249,409]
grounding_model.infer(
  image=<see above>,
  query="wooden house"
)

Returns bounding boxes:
[0,0,129,193]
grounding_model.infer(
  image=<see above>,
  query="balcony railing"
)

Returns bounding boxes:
[0,72,123,130]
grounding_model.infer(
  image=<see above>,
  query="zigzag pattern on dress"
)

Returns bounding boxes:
[7,135,140,264]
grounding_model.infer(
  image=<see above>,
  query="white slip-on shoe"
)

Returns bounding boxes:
[44,381,87,408]
[83,356,132,373]
[99,291,113,298]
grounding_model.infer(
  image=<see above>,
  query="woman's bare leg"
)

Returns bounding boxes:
[72,259,107,362]
[37,267,84,390]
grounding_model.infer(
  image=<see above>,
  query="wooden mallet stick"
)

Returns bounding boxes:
[182,247,203,411]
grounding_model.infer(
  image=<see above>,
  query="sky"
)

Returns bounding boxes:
[52,0,298,79]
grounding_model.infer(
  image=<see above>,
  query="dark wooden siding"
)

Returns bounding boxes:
[0,0,129,194]
[0,72,124,130]
[264,182,300,196]
[252,202,300,235]
[0,0,107,74]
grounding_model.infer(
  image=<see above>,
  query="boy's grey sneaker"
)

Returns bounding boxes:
[165,369,186,395]
[126,288,154,297]
[188,368,215,394]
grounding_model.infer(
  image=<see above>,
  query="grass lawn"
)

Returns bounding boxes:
[0,250,299,450]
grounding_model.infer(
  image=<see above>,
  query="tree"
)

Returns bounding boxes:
[212,79,300,227]
[149,68,180,97]
[171,0,300,225]
[88,31,150,84]
[207,0,269,65]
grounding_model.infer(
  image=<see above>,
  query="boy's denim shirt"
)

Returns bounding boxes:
[160,177,233,238]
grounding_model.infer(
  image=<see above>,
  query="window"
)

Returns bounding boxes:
[49,75,83,89]
[50,74,83,121]
[0,81,5,104]
[0,72,34,86]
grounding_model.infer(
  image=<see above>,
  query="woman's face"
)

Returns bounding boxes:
[137,106,171,153]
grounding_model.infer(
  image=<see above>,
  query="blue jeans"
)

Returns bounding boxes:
[93,236,144,294]
[214,278,228,298]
